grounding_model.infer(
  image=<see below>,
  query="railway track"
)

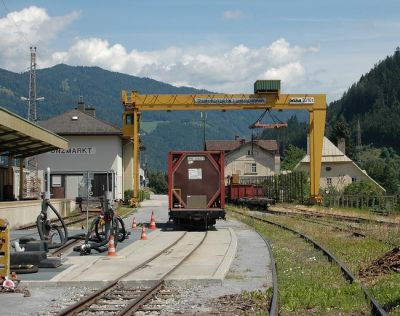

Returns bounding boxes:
[268,205,399,226]
[292,215,399,248]
[57,231,207,316]
[10,213,97,245]
[10,214,97,243]
[16,213,99,231]
[229,207,388,316]
[255,231,278,316]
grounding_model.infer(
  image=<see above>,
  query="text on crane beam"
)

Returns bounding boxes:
[289,97,315,104]
[194,98,266,105]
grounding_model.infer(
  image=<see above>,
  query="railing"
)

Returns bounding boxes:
[237,172,309,203]
[323,194,400,214]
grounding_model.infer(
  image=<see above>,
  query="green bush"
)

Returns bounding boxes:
[343,180,383,196]
[124,189,133,202]
[124,189,150,202]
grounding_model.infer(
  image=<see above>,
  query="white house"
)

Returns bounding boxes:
[206,137,280,184]
[294,136,385,193]
[37,100,144,200]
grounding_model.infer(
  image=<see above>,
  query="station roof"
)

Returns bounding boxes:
[0,107,68,158]
[39,109,122,136]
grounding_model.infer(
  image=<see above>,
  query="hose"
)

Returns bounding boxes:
[36,201,68,249]
[73,215,120,255]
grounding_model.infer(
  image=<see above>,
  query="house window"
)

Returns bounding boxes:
[52,175,62,187]
[244,163,256,174]
[352,177,357,183]
[327,177,332,185]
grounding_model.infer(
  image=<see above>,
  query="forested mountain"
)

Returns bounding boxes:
[327,48,400,152]
[0,64,305,170]
[326,48,400,194]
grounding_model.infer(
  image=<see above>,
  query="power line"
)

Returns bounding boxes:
[0,0,30,45]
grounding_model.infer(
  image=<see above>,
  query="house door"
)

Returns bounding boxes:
[91,173,112,198]
[65,175,83,200]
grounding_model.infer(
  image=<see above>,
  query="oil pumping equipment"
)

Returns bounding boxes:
[35,168,127,256]
[74,191,127,256]
[122,79,327,204]
[36,168,69,249]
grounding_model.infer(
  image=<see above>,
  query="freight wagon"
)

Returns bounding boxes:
[225,183,275,210]
[168,151,225,228]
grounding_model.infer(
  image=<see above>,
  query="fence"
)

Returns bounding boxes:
[239,172,309,203]
[264,172,309,203]
[323,194,400,213]
[239,173,400,213]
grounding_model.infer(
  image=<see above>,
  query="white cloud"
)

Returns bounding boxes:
[0,6,319,94]
[223,10,243,20]
[47,37,317,93]
[0,6,80,71]
[263,62,305,82]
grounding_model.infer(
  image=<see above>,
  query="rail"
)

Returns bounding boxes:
[230,208,388,316]
[255,231,278,316]
[57,231,208,315]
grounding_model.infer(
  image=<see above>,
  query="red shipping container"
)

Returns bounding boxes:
[168,151,225,227]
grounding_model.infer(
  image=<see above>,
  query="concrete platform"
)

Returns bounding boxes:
[18,195,238,287]
[1,195,273,316]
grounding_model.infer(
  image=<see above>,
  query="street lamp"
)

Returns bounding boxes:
[20,96,45,121]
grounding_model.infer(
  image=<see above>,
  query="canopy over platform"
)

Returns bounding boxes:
[0,107,68,158]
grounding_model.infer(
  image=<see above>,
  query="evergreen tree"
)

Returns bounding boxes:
[281,145,306,171]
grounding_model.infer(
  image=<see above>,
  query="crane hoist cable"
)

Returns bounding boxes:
[248,109,288,129]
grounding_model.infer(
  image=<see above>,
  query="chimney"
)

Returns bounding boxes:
[84,107,96,118]
[235,135,240,141]
[77,96,85,111]
[76,97,96,117]
[337,138,346,154]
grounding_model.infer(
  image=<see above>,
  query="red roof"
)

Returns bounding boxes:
[206,139,278,154]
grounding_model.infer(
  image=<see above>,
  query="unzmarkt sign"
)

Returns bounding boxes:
[49,147,96,154]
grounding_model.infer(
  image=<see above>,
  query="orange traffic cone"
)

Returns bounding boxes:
[131,217,137,230]
[107,234,117,257]
[149,211,157,230]
[140,224,147,240]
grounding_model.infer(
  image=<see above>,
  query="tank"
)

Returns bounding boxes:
[168,151,225,228]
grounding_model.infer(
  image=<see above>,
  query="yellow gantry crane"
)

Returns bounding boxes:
[121,80,326,204]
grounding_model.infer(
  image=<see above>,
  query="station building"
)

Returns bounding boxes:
[37,100,144,201]
[0,107,69,227]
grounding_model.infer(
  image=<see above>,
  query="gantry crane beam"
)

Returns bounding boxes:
[122,82,326,204]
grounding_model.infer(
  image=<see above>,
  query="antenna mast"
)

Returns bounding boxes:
[28,46,37,121]
[20,47,44,199]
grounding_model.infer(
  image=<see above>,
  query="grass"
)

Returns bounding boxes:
[116,205,137,218]
[277,203,400,223]
[247,209,400,315]
[227,208,370,315]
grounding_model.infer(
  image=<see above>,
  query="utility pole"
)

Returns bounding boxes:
[201,112,207,150]
[21,47,44,121]
[20,47,45,199]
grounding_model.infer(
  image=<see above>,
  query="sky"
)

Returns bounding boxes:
[0,1,399,102]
